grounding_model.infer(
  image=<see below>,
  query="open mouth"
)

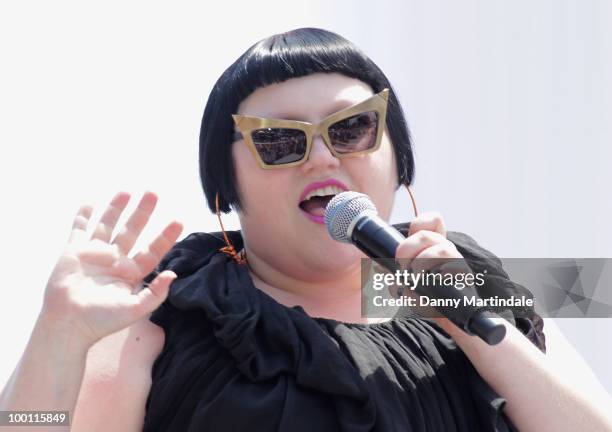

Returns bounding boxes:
[298,184,346,222]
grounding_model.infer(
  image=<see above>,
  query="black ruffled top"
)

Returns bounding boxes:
[143,223,545,431]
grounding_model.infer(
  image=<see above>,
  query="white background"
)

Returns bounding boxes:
[1,0,611,394]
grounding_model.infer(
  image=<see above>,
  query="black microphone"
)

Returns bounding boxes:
[324,191,506,346]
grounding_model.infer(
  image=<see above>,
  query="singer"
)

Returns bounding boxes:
[2,28,611,431]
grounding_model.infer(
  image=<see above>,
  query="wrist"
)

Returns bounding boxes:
[35,311,94,355]
[0,312,91,413]
[440,316,515,359]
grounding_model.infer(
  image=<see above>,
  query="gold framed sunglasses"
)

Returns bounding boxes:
[231,88,389,169]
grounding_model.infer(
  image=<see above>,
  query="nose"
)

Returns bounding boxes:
[300,134,340,174]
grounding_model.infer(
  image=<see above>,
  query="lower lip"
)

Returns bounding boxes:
[301,209,326,225]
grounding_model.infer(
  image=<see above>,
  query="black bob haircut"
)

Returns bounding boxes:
[200,27,415,213]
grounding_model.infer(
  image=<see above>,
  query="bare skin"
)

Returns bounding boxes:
[2,75,612,431]
[70,316,163,431]
[0,191,182,431]
[2,191,612,432]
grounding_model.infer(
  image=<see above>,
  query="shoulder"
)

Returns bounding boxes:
[393,222,547,352]
[393,221,500,261]
[72,231,242,431]
[72,316,164,431]
[144,230,241,280]
[394,221,509,278]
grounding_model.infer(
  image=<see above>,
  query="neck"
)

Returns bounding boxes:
[244,245,388,324]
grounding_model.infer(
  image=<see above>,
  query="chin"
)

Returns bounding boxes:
[308,242,364,271]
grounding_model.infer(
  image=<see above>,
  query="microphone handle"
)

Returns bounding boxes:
[351,215,506,346]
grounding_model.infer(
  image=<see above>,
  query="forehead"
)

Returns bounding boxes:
[236,73,375,122]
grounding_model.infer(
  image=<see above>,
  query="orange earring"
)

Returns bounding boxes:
[405,184,419,217]
[215,192,247,265]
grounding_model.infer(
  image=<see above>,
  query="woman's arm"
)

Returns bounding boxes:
[396,211,612,432]
[0,192,181,431]
[439,317,612,432]
[0,313,89,431]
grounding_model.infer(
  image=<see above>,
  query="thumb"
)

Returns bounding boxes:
[133,270,176,316]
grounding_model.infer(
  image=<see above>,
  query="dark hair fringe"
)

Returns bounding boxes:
[199,27,414,213]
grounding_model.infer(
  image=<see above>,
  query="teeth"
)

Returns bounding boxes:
[303,185,344,201]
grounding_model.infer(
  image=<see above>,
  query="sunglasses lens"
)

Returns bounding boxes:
[328,111,379,154]
[251,128,307,165]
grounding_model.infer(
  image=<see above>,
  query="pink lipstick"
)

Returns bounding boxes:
[298,179,349,225]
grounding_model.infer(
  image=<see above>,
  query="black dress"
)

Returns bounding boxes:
[143,223,545,431]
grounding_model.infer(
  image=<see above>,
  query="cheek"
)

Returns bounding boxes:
[360,126,397,177]
[232,142,292,217]
[374,137,397,184]
[355,135,398,218]
[233,143,260,204]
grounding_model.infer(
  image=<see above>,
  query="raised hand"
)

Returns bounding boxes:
[41,191,183,347]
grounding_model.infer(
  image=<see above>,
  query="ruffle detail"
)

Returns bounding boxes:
[145,225,543,431]
[149,231,376,430]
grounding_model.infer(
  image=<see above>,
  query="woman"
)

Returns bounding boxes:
[1,28,611,431]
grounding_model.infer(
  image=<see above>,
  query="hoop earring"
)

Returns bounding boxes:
[215,192,247,265]
[405,184,419,217]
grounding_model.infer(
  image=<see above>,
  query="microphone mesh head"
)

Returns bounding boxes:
[324,191,378,243]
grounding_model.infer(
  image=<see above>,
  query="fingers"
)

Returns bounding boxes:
[396,229,447,261]
[90,192,131,243]
[132,270,176,318]
[133,221,183,278]
[77,242,122,266]
[112,191,158,255]
[68,205,93,243]
[410,241,461,274]
[397,211,456,271]
[408,211,446,237]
